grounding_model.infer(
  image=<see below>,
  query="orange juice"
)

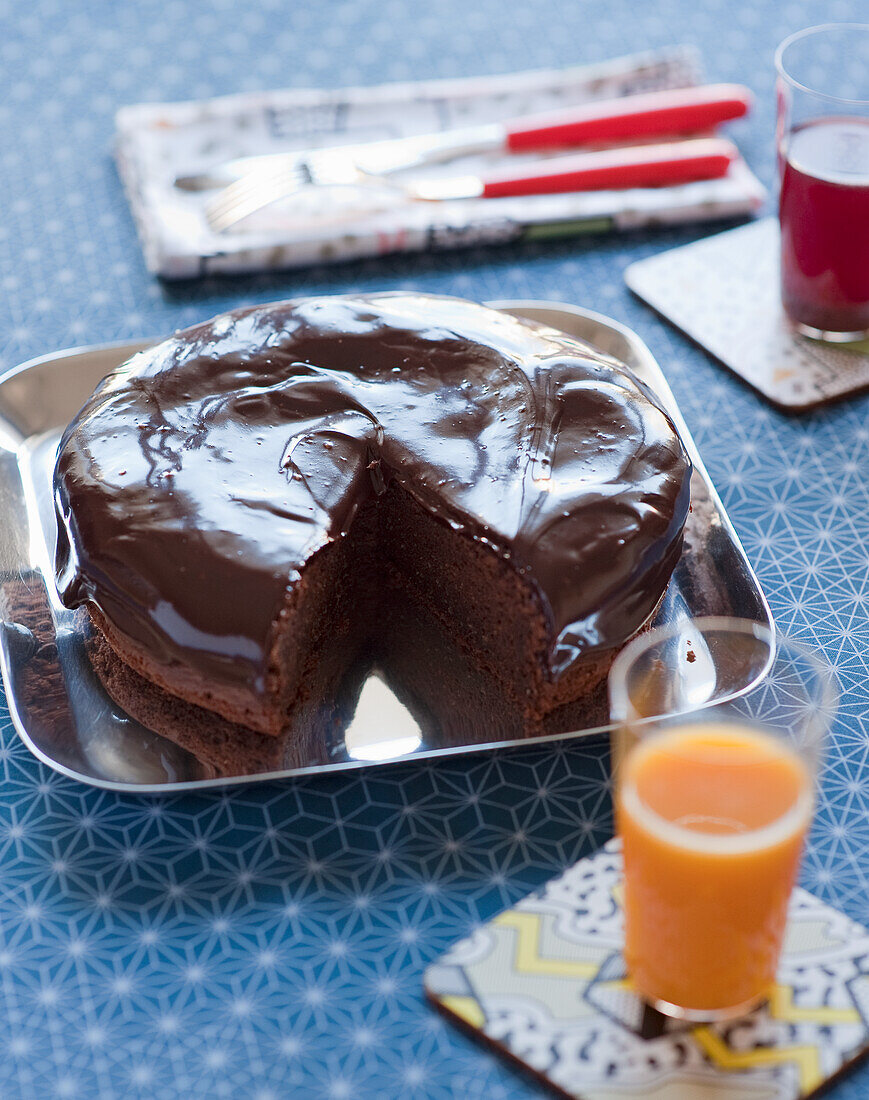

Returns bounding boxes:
[616,722,813,1016]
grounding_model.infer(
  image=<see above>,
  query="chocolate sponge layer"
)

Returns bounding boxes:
[84,482,669,775]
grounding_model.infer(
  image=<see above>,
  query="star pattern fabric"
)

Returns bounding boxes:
[0,0,868,1097]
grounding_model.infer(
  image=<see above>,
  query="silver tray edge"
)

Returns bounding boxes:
[0,301,773,792]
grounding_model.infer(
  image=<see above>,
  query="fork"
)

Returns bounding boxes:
[206,147,398,232]
[204,84,751,233]
[205,138,739,233]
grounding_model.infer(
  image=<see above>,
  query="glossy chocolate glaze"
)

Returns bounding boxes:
[54,294,691,691]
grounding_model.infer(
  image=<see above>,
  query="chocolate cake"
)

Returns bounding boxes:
[54,294,691,774]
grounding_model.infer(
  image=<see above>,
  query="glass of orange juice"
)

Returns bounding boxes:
[608,617,836,1022]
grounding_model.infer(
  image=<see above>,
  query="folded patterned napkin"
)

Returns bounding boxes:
[115,46,765,279]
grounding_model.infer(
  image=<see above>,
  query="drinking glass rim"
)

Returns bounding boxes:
[608,615,839,732]
[775,23,869,108]
[611,617,838,852]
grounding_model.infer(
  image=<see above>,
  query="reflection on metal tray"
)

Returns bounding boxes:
[0,302,772,792]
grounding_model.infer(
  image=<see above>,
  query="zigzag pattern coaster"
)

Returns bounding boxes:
[425,839,869,1099]
[625,218,869,411]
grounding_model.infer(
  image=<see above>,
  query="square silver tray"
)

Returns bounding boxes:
[0,301,771,792]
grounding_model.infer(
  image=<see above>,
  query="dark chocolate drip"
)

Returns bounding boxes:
[54,294,691,690]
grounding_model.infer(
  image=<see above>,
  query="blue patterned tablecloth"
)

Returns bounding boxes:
[1,1,868,1097]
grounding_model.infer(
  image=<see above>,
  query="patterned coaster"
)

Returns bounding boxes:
[625,217,869,411]
[425,839,869,1099]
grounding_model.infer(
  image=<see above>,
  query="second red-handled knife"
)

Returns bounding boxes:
[182,83,752,194]
[503,83,752,151]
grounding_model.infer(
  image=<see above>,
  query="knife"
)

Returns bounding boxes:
[177,82,752,192]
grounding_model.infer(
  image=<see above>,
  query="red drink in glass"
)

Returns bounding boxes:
[775,24,869,341]
[779,118,869,337]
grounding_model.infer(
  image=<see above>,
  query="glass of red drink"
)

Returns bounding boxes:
[776,24,869,342]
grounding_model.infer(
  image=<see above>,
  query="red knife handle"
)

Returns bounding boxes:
[504,84,752,152]
[480,138,738,198]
